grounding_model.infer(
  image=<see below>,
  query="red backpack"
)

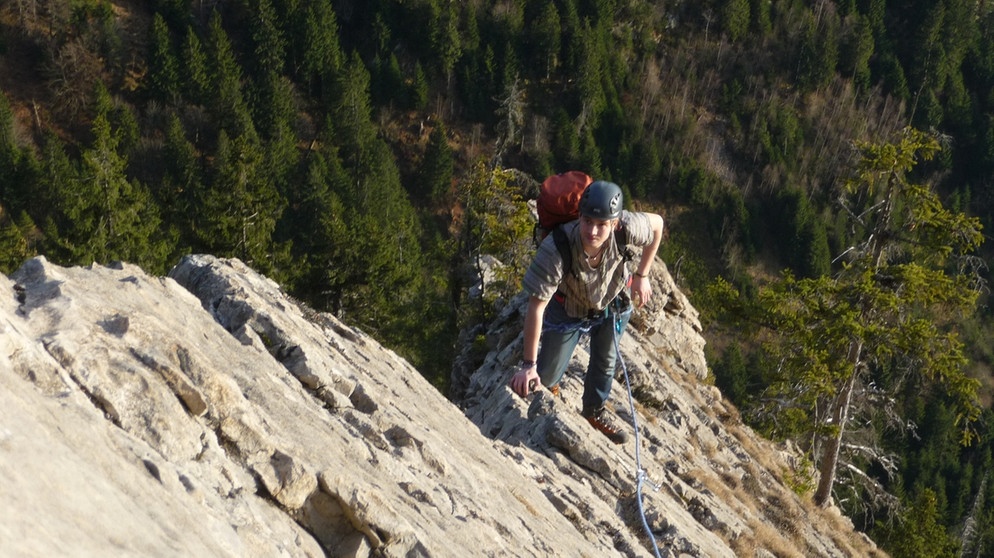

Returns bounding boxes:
[534,171,632,276]
[535,171,593,236]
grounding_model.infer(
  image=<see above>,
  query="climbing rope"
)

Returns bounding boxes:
[613,309,663,558]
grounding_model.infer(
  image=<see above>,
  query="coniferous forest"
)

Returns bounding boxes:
[2,1,994,555]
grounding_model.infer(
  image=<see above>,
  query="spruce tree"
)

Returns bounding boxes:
[146,13,180,104]
[721,0,750,42]
[283,148,349,311]
[0,208,33,273]
[429,0,461,87]
[205,12,254,138]
[841,14,875,92]
[299,0,344,101]
[39,101,170,271]
[198,129,288,276]
[181,25,210,106]
[158,113,202,250]
[746,129,984,509]
[416,121,454,203]
[326,55,422,334]
[526,2,561,78]
[0,92,39,216]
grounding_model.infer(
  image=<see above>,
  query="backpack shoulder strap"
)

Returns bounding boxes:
[551,225,574,278]
[615,225,634,263]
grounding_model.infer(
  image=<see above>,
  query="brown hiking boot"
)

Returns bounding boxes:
[581,406,628,444]
[549,384,560,397]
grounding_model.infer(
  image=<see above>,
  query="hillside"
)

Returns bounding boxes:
[0,254,882,557]
[2,1,994,554]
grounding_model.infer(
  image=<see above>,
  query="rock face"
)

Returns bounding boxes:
[0,255,883,557]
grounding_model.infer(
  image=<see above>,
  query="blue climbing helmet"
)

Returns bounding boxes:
[579,180,623,220]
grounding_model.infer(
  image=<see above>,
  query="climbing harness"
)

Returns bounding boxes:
[612,308,664,558]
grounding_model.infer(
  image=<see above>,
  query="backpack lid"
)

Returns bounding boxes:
[536,171,593,231]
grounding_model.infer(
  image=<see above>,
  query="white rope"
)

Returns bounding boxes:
[613,311,663,558]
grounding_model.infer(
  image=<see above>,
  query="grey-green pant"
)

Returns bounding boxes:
[537,295,632,411]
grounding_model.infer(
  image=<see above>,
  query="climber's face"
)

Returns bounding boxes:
[579,215,618,253]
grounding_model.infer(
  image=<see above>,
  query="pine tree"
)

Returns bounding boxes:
[39,103,170,271]
[797,11,839,92]
[282,148,349,310]
[721,0,750,42]
[526,2,561,78]
[181,25,210,106]
[247,0,286,78]
[874,489,959,557]
[429,0,461,88]
[325,56,423,333]
[551,107,580,169]
[146,13,180,104]
[410,62,429,111]
[0,92,39,216]
[0,207,33,273]
[749,0,772,37]
[298,0,344,101]
[416,121,454,203]
[456,161,535,315]
[198,129,288,275]
[747,128,984,509]
[576,20,607,128]
[157,113,202,249]
[841,14,875,92]
[205,12,254,138]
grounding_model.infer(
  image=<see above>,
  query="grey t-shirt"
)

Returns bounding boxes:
[522,210,657,318]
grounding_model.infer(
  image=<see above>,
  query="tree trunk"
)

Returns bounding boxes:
[814,342,862,507]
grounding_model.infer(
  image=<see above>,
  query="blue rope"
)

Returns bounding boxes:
[613,310,663,558]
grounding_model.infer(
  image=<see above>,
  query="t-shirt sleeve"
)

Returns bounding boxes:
[621,211,657,246]
[521,234,565,300]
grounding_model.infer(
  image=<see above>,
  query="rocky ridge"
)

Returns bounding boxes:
[0,254,883,557]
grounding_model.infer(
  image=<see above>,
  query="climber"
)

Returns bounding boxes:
[510,180,664,444]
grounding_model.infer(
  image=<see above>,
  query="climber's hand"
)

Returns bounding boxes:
[510,364,540,397]
[631,274,652,309]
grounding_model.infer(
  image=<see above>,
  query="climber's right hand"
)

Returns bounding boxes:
[510,363,540,397]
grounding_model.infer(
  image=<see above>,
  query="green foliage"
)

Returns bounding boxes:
[181,26,211,105]
[840,14,875,92]
[246,0,286,78]
[416,122,454,203]
[457,161,535,316]
[146,14,180,103]
[525,2,561,77]
[783,451,816,497]
[198,130,288,277]
[796,11,839,91]
[0,94,40,218]
[0,210,35,273]
[205,12,254,138]
[873,489,960,558]
[712,344,748,403]
[39,105,170,272]
[429,0,462,81]
[745,129,983,508]
[748,0,771,36]
[298,0,344,99]
[721,0,750,42]
[280,147,349,311]
[769,188,830,278]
